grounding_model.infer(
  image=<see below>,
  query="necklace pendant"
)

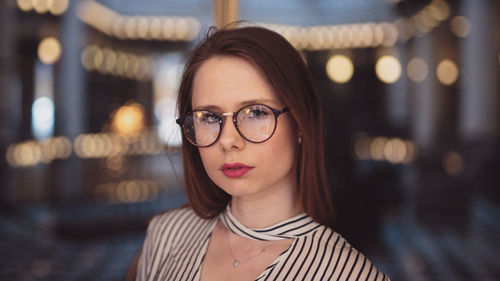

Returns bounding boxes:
[233,260,239,267]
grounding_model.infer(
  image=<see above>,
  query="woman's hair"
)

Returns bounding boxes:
[177,25,335,227]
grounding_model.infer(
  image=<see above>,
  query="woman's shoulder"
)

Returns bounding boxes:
[146,205,209,234]
[136,207,217,280]
[312,225,351,249]
[147,206,211,238]
[308,225,390,280]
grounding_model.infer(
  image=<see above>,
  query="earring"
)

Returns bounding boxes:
[298,137,302,144]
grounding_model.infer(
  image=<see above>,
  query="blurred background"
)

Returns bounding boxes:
[0,0,499,280]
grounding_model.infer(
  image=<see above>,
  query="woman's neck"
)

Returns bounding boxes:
[230,189,303,229]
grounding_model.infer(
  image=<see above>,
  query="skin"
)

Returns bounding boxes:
[191,56,303,280]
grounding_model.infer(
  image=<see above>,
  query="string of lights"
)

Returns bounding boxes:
[5,130,168,168]
[249,0,451,51]
[16,0,69,15]
[81,45,156,81]
[76,0,201,42]
[353,134,417,164]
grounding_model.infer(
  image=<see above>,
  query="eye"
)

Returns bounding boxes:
[196,112,220,123]
[244,106,270,119]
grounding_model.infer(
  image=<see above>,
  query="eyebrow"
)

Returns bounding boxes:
[193,99,280,112]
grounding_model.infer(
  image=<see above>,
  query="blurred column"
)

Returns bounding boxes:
[386,46,409,131]
[213,0,238,28]
[459,0,498,140]
[459,0,500,203]
[0,1,21,207]
[410,35,437,153]
[53,0,86,200]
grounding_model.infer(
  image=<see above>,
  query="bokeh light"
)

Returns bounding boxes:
[173,18,189,40]
[436,59,458,85]
[150,17,162,39]
[49,0,69,15]
[376,55,401,84]
[111,103,145,136]
[80,45,154,80]
[6,137,72,167]
[379,22,398,46]
[32,97,55,139]
[326,55,354,83]
[137,17,150,39]
[451,16,471,38]
[384,138,407,164]
[94,180,160,204]
[432,0,451,21]
[407,57,428,82]
[125,17,138,39]
[360,23,375,46]
[33,0,49,14]
[443,151,465,176]
[354,135,371,160]
[17,0,32,11]
[370,137,388,161]
[353,134,417,164]
[38,37,62,65]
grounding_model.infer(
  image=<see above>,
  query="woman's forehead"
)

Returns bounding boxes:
[191,56,281,109]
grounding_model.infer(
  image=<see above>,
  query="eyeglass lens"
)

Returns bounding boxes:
[182,104,277,147]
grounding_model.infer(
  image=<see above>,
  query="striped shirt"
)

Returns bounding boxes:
[136,205,390,281]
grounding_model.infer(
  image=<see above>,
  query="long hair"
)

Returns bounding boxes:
[177,25,335,228]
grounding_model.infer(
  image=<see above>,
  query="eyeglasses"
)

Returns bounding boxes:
[176,104,289,147]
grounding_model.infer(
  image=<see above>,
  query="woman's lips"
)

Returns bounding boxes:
[220,163,253,178]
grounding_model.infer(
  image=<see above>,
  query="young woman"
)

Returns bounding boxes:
[135,26,390,281]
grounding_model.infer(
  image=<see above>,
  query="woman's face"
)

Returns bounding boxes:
[191,56,299,200]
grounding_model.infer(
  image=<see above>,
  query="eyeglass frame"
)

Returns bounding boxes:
[176,103,290,148]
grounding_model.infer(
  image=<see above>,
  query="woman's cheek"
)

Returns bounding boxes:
[199,149,218,178]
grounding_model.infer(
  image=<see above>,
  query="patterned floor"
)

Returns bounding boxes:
[1,196,499,281]
[375,198,500,281]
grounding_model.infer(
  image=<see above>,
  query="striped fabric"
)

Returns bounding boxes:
[136,205,390,281]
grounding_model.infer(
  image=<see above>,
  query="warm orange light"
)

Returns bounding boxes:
[437,59,458,85]
[49,0,69,15]
[370,137,388,161]
[111,103,145,136]
[384,138,407,163]
[33,0,49,14]
[6,137,72,167]
[17,0,33,11]
[443,151,464,175]
[38,37,62,65]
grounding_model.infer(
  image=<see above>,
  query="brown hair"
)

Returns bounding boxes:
[177,25,335,228]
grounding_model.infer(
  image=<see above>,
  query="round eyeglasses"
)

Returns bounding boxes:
[176,104,289,147]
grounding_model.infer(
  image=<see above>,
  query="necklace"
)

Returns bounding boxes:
[225,228,276,267]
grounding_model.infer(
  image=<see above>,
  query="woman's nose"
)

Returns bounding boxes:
[217,116,245,151]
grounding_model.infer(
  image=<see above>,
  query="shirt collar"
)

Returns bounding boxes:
[219,203,322,241]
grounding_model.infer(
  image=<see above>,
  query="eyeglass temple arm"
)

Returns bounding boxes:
[273,107,289,117]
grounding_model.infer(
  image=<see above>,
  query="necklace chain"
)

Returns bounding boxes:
[225,228,275,268]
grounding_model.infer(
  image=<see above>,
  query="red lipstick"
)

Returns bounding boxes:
[220,163,253,178]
